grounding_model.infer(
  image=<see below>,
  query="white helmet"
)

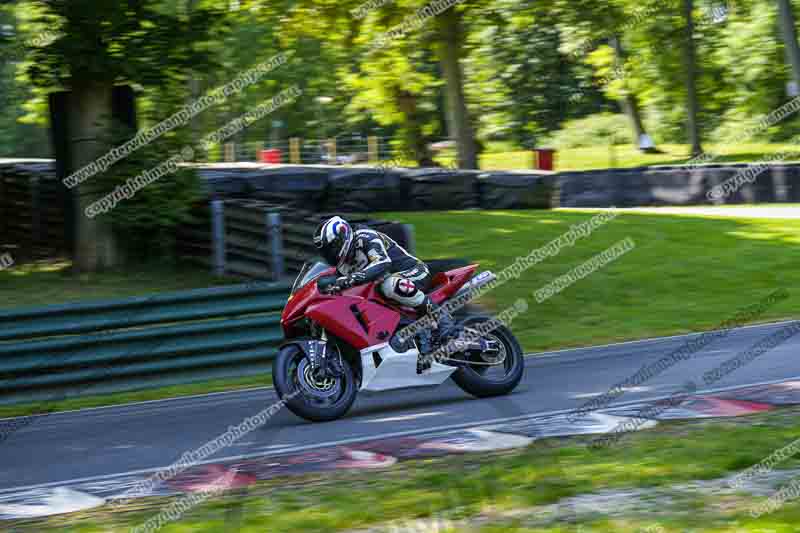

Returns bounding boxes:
[313,216,354,268]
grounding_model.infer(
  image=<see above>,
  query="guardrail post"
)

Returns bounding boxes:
[0,171,5,239]
[224,142,236,163]
[401,223,416,255]
[290,138,301,164]
[31,175,41,248]
[327,138,337,165]
[368,136,379,163]
[266,212,285,281]
[774,165,789,203]
[211,199,226,277]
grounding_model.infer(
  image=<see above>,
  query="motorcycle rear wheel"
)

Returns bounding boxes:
[273,343,358,422]
[450,316,525,398]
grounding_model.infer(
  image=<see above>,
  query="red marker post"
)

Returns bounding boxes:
[533,148,556,171]
[259,148,283,164]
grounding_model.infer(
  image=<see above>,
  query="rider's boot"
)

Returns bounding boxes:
[390,297,458,373]
[418,297,457,342]
[412,297,458,372]
[415,329,434,374]
[390,324,433,374]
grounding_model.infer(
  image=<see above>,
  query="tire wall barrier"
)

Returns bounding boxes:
[0,162,556,260]
[558,163,800,207]
[0,282,291,405]
[327,167,403,212]
[477,172,558,209]
[9,159,800,270]
[194,164,558,212]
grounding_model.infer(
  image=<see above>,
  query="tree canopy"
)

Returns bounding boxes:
[1,0,799,159]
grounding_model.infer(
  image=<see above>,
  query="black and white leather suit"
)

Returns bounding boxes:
[338,229,432,309]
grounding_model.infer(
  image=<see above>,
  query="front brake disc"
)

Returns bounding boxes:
[296,358,342,400]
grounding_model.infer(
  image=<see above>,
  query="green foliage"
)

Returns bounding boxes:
[91,84,203,260]
[92,144,201,261]
[466,2,609,146]
[10,0,224,260]
[707,0,797,143]
[0,4,50,157]
[548,112,631,148]
[23,0,222,89]
[4,0,800,161]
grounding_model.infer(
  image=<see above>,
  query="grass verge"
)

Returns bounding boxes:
[0,260,237,310]
[384,208,800,352]
[19,406,800,532]
[0,374,270,419]
[434,142,800,172]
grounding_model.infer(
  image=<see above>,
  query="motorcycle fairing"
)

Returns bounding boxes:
[282,264,481,336]
[282,262,483,390]
[428,265,479,305]
[306,297,402,350]
[281,268,335,333]
[359,342,456,392]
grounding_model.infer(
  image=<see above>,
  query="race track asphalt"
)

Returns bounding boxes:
[1,320,799,494]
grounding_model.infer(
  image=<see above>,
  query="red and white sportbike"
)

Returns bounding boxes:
[274,261,524,422]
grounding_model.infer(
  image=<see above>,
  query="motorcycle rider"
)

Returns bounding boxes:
[313,216,456,371]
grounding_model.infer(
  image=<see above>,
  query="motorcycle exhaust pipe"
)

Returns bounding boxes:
[451,271,497,303]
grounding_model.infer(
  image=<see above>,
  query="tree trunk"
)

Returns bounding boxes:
[187,0,201,141]
[68,80,118,272]
[610,36,650,148]
[435,9,478,169]
[396,90,435,166]
[778,0,800,92]
[683,0,703,156]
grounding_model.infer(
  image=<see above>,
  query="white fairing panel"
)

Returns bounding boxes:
[359,343,456,392]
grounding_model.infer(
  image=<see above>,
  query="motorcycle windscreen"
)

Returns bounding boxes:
[306,297,402,350]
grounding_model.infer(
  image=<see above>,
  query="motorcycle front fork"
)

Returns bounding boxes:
[308,330,344,379]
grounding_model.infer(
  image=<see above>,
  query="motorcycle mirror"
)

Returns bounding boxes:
[317,275,339,293]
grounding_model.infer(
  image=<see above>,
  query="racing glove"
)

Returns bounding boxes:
[338,276,355,289]
[331,276,355,292]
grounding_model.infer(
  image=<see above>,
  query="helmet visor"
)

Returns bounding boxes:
[320,244,340,267]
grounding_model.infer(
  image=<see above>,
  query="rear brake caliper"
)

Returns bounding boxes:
[481,338,501,355]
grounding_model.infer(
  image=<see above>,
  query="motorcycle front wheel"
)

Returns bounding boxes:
[273,343,358,422]
[450,316,525,398]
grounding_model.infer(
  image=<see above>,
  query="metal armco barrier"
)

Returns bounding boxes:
[0,282,290,405]
[179,196,410,280]
[223,200,288,280]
